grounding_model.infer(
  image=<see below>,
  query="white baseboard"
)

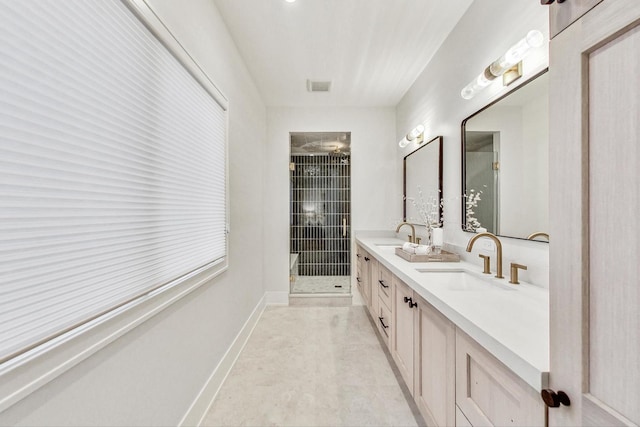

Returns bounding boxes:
[179,295,267,427]
[264,291,289,305]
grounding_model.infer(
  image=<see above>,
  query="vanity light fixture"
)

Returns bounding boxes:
[461,30,544,100]
[398,124,425,148]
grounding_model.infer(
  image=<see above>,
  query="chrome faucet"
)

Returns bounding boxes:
[396,222,416,244]
[466,232,504,279]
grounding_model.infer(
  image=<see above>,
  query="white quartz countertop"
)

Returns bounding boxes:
[356,234,549,391]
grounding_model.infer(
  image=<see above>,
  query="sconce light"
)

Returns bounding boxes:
[398,124,425,148]
[461,30,544,100]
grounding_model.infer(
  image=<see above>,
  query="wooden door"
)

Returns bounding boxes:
[549,0,603,39]
[549,1,640,425]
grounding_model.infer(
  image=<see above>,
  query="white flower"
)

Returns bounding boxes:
[411,186,443,228]
[464,189,483,232]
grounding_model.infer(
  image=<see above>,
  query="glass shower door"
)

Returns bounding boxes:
[289,153,351,294]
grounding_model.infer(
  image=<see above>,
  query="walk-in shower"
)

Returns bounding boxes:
[289,132,351,294]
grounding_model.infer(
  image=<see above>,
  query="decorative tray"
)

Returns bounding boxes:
[395,247,460,263]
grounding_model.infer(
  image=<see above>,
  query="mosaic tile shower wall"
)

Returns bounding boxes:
[290,154,351,276]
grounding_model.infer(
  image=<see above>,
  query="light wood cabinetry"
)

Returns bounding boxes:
[356,246,364,296]
[413,293,455,427]
[376,296,392,346]
[377,264,392,309]
[549,0,640,425]
[375,264,393,348]
[548,0,603,38]
[391,275,456,425]
[355,245,372,307]
[360,250,545,427]
[367,257,378,318]
[391,277,415,394]
[456,330,544,426]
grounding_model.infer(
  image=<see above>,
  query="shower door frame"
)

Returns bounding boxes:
[288,134,351,295]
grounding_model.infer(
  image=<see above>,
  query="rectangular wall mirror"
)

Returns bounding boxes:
[403,136,443,226]
[461,69,549,241]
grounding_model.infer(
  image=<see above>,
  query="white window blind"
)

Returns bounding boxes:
[0,0,227,364]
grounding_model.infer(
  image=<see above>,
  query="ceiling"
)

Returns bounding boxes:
[213,0,473,107]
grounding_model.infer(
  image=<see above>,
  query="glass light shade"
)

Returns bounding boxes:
[460,71,493,100]
[407,124,425,140]
[398,137,410,148]
[489,30,544,77]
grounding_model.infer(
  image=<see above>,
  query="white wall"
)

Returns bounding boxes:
[264,107,399,294]
[397,0,550,287]
[0,0,267,425]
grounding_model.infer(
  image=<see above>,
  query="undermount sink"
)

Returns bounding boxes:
[415,269,516,292]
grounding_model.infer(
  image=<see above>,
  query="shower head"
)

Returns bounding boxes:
[328,149,350,158]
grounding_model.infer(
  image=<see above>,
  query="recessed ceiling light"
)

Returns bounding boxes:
[285,0,296,3]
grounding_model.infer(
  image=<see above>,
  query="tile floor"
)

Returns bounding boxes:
[291,275,351,294]
[202,306,423,427]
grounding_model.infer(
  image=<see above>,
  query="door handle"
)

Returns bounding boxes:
[342,218,347,237]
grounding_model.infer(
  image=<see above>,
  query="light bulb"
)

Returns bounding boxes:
[407,124,425,140]
[461,29,544,99]
[489,30,544,77]
[460,70,494,100]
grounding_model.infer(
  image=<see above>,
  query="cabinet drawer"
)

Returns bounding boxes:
[377,264,392,308]
[376,299,391,347]
[455,330,544,426]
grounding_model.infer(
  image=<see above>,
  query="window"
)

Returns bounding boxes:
[0,0,228,365]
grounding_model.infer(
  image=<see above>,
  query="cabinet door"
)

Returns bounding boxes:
[367,257,378,317]
[377,264,392,308]
[456,330,544,426]
[356,246,364,294]
[413,295,455,427]
[391,277,415,394]
[376,298,391,348]
[362,252,371,305]
[549,1,640,425]
[549,0,603,38]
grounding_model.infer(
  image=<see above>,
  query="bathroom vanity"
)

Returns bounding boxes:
[356,234,549,426]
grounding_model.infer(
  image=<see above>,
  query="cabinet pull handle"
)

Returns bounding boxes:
[356,277,361,283]
[364,257,370,262]
[378,317,389,329]
[342,218,347,237]
[404,296,417,308]
[541,389,570,427]
[378,280,389,289]
[540,0,566,4]
[356,253,361,258]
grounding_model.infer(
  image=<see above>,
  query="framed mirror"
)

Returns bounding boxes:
[461,69,548,241]
[403,136,443,226]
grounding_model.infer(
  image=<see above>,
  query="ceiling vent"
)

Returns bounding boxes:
[306,80,331,92]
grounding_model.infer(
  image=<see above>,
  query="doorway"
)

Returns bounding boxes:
[289,132,351,294]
